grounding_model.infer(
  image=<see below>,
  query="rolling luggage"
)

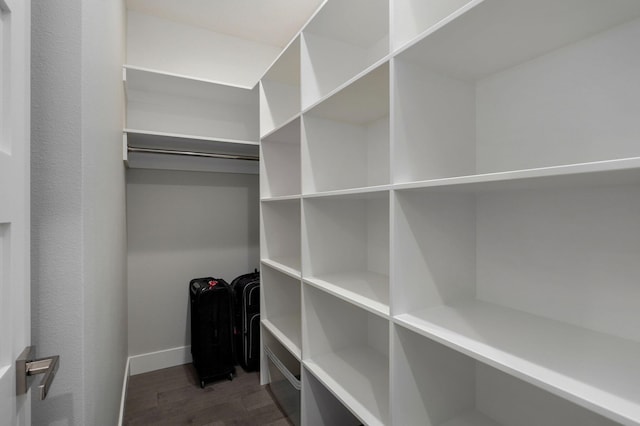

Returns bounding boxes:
[230,270,261,371]
[189,277,235,387]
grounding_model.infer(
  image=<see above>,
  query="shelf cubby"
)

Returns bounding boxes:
[262,264,302,359]
[392,2,640,183]
[392,183,640,424]
[302,190,389,316]
[263,335,302,426]
[302,63,389,194]
[260,199,301,276]
[260,117,301,199]
[260,37,301,138]
[303,285,389,426]
[391,0,474,51]
[301,0,389,109]
[124,66,259,142]
[392,325,619,426]
[302,367,362,426]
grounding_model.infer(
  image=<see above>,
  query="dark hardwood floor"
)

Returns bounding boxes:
[123,364,291,425]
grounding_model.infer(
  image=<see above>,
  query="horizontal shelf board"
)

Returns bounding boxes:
[394,299,640,425]
[260,195,301,203]
[261,115,301,143]
[124,66,256,106]
[304,346,389,426]
[304,272,390,318]
[302,185,391,200]
[261,259,302,279]
[440,410,501,426]
[262,318,302,361]
[304,63,389,125]
[301,55,391,115]
[125,130,259,156]
[123,64,254,90]
[395,0,640,81]
[393,157,640,193]
[126,151,258,174]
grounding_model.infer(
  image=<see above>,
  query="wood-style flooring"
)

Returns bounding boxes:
[123,364,291,426]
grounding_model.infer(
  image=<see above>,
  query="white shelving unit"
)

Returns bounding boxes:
[260,37,301,138]
[304,285,389,426]
[262,264,302,359]
[260,0,640,424]
[392,0,640,183]
[302,191,389,316]
[261,198,301,276]
[302,63,389,194]
[301,0,389,109]
[392,325,618,426]
[302,367,362,426]
[123,66,259,173]
[261,117,301,199]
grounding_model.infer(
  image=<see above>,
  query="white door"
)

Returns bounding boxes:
[0,0,31,424]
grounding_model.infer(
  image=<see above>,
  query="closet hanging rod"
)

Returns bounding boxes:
[127,146,259,162]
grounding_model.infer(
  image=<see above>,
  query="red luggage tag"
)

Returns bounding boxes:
[208,280,218,288]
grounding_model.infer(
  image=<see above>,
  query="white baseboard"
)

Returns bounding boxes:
[117,356,130,426]
[129,345,192,376]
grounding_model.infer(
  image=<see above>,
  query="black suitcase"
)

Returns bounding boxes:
[189,277,235,387]
[230,270,261,371]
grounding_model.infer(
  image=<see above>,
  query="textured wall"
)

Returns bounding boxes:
[31,0,84,424]
[31,0,127,424]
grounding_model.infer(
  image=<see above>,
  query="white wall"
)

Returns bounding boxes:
[126,169,259,369]
[127,10,281,88]
[31,0,127,424]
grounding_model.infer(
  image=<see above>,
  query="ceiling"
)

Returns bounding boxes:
[126,0,325,48]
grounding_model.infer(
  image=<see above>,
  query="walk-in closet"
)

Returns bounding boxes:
[124,0,640,424]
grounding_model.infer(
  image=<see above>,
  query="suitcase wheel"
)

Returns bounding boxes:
[228,373,233,381]
[200,380,205,389]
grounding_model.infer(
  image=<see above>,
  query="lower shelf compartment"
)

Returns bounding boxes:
[394,300,640,425]
[262,317,301,360]
[305,347,389,426]
[265,345,301,426]
[392,324,619,426]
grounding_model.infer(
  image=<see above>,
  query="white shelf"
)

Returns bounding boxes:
[302,184,391,200]
[262,318,301,361]
[395,300,640,425]
[393,157,640,193]
[304,285,389,425]
[125,129,259,155]
[301,0,389,109]
[302,367,362,426]
[393,9,640,183]
[261,257,301,278]
[261,195,301,203]
[260,117,301,198]
[261,199,301,272]
[303,193,389,314]
[262,264,301,360]
[305,347,389,426]
[391,0,475,52]
[302,63,389,193]
[260,37,301,138]
[392,325,616,426]
[124,66,258,143]
[397,0,640,81]
[304,272,389,317]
